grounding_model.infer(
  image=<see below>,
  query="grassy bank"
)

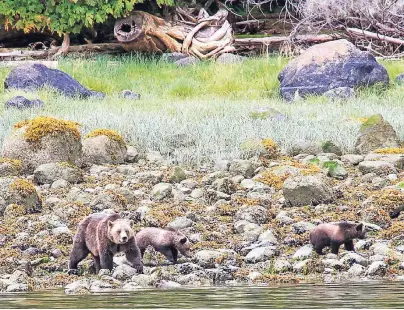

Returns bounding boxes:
[1,55,404,166]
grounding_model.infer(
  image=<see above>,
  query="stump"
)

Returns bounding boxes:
[114,9,235,59]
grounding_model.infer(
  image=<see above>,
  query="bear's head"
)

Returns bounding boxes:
[173,230,192,257]
[108,218,134,244]
[354,223,367,240]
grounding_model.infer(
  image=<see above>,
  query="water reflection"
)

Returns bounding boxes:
[0,282,403,308]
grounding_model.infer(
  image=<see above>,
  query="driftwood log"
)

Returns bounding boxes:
[114,9,235,59]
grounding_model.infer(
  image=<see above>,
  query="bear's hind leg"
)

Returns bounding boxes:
[69,242,89,273]
[344,240,355,252]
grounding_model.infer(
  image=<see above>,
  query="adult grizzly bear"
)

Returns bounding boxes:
[68,213,143,274]
[310,222,366,255]
[135,227,191,264]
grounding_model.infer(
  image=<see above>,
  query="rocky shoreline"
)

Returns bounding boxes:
[0,110,403,294]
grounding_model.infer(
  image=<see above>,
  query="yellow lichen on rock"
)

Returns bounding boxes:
[257,170,288,190]
[86,129,125,146]
[0,158,22,169]
[374,148,404,154]
[9,179,36,197]
[14,116,81,143]
[261,138,280,158]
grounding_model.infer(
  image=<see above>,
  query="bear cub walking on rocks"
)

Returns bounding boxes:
[69,213,143,274]
[135,227,191,264]
[310,222,366,255]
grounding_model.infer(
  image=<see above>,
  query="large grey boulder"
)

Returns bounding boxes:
[5,64,103,98]
[278,40,389,101]
[354,114,400,154]
[283,175,334,207]
[82,132,127,165]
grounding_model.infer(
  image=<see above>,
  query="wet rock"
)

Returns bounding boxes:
[275,211,294,225]
[244,246,277,263]
[51,249,63,258]
[273,259,292,273]
[90,279,121,292]
[5,64,103,98]
[195,250,222,268]
[216,53,245,64]
[112,264,138,281]
[370,242,390,256]
[34,162,83,184]
[257,230,278,245]
[365,261,387,276]
[348,264,365,276]
[293,245,313,260]
[355,114,400,154]
[290,140,322,156]
[234,205,268,225]
[364,153,404,170]
[168,216,193,229]
[161,52,188,62]
[293,259,311,273]
[283,175,334,207]
[358,161,395,176]
[5,96,43,109]
[229,160,255,178]
[122,282,141,291]
[324,87,355,99]
[82,134,127,165]
[292,221,315,234]
[156,280,182,289]
[279,40,389,101]
[322,259,343,270]
[64,279,90,294]
[6,284,29,292]
[131,274,156,287]
[152,183,172,200]
[175,56,199,66]
[170,166,187,183]
[341,154,364,165]
[212,177,236,195]
[0,177,42,215]
[125,146,139,163]
[135,171,163,184]
[121,90,140,100]
[340,252,368,267]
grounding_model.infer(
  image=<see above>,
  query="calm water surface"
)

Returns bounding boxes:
[0,282,403,308]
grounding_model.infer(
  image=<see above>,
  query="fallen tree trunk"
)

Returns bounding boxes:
[114,9,236,59]
[346,28,404,45]
[0,43,126,60]
[234,34,341,51]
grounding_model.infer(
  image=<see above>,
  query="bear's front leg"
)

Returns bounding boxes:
[125,239,143,274]
[344,240,355,252]
[99,250,114,271]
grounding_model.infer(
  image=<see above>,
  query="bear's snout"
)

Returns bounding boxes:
[121,236,128,243]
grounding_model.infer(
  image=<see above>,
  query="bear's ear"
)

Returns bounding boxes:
[356,223,363,231]
[129,220,134,227]
[108,220,114,230]
[179,237,187,244]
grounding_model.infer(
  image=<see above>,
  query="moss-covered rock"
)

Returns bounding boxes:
[0,177,42,215]
[82,129,127,165]
[2,117,82,173]
[354,114,400,154]
[0,158,22,177]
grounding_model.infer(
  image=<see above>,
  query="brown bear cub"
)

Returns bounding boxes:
[69,213,143,275]
[135,227,191,264]
[310,222,366,255]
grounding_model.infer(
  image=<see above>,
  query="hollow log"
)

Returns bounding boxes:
[114,9,236,59]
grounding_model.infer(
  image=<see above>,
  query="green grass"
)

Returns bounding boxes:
[0,55,404,166]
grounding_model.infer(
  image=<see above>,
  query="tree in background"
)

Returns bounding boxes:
[0,0,174,55]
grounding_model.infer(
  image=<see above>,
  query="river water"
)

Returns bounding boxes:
[0,282,403,308]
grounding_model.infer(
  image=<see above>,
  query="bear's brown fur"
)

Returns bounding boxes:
[310,222,366,255]
[135,227,191,264]
[69,213,143,274]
